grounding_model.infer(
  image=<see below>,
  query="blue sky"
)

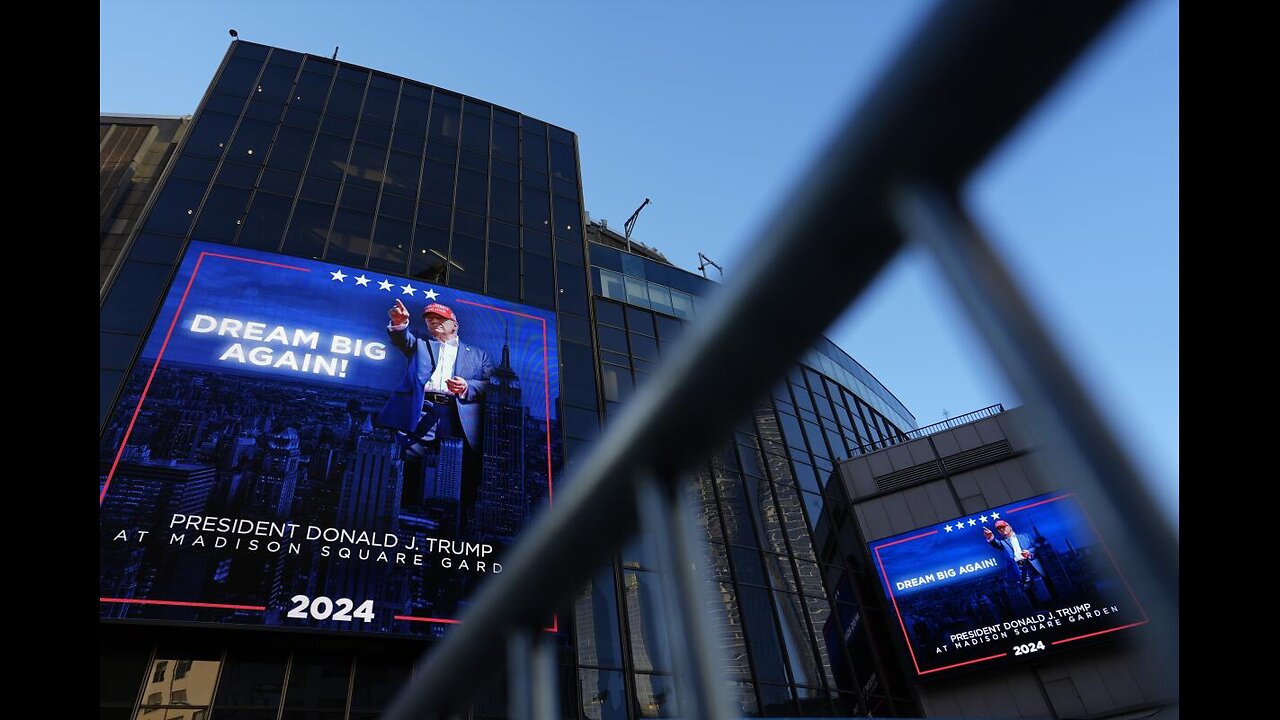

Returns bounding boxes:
[101,1,1177,524]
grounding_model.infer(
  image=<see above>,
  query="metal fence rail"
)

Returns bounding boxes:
[853,403,1006,456]
[382,1,1176,717]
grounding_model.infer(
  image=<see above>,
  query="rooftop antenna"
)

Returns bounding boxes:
[623,197,651,254]
[228,29,238,38]
[697,252,723,280]
[332,46,339,60]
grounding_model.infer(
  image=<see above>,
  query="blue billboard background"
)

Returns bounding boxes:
[868,491,1146,678]
[100,241,563,636]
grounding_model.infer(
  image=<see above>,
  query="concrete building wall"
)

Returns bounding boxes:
[100,115,191,292]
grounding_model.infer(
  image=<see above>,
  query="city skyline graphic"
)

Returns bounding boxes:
[100,242,563,637]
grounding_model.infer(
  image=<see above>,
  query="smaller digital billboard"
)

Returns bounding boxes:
[868,491,1147,679]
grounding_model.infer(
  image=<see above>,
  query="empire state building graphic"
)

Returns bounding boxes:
[479,324,526,541]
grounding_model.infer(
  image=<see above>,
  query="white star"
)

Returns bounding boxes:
[979,515,988,523]
[944,524,953,532]
[990,512,1000,520]
[423,288,439,300]
[377,279,394,291]
[400,283,416,296]
[354,274,371,287]
[968,518,977,526]
[329,269,347,282]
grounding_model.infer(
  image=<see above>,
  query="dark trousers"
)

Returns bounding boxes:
[404,396,481,532]
[1016,559,1057,603]
[1016,559,1041,587]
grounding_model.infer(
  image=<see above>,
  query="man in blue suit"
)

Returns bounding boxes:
[379,299,492,531]
[984,519,1056,604]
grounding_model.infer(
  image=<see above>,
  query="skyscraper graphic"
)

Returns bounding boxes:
[242,428,302,517]
[100,460,218,602]
[337,427,403,532]
[523,408,559,518]
[397,510,441,619]
[320,426,407,624]
[480,326,526,540]
[429,439,464,504]
[154,407,209,461]
[101,460,217,530]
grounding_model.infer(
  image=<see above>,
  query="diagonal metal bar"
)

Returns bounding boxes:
[636,473,735,720]
[892,181,1178,685]
[380,1,1137,716]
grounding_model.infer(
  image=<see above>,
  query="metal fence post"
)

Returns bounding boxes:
[635,471,734,720]
[892,181,1179,689]
[508,628,558,720]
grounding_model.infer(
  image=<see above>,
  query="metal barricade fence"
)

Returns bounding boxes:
[382,1,1177,717]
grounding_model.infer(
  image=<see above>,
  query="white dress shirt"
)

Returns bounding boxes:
[389,319,460,394]
[427,337,459,392]
[1007,532,1025,559]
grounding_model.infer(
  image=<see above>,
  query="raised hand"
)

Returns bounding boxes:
[389,298,410,326]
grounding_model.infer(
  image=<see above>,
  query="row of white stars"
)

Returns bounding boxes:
[329,269,439,299]
[942,511,1001,532]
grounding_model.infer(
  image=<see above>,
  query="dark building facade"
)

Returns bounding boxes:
[101,114,192,292]
[100,40,925,719]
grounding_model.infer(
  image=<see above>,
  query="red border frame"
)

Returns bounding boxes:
[100,248,560,632]
[871,492,1148,677]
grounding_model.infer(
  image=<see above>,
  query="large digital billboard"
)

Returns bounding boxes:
[868,491,1147,678]
[100,241,562,636]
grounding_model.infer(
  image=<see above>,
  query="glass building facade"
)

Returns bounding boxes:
[101,40,921,718]
[578,233,919,717]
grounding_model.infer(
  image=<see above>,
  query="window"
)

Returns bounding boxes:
[216,158,263,188]
[362,88,397,127]
[368,218,411,274]
[594,298,625,328]
[624,276,649,308]
[492,123,518,161]
[623,571,673,673]
[575,566,625,670]
[152,661,168,683]
[633,673,678,718]
[598,269,625,303]
[345,142,388,189]
[395,96,429,137]
[143,179,205,236]
[647,284,674,316]
[429,103,460,144]
[326,79,366,119]
[670,290,695,319]
[580,668,628,720]
[291,70,332,112]
[192,185,251,242]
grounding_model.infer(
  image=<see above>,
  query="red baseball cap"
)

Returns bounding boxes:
[422,303,456,321]
[994,520,1010,530]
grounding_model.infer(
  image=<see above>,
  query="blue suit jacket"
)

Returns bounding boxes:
[376,327,493,449]
[989,532,1045,575]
